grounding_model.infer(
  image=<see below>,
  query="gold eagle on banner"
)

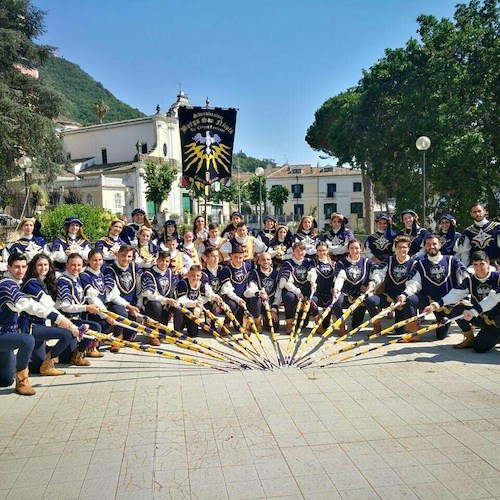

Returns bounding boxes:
[184,131,232,188]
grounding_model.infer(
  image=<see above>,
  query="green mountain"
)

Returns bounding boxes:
[38,56,145,125]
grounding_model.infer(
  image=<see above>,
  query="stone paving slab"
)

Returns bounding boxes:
[0,323,498,499]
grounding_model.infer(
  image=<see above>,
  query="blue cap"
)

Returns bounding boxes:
[263,214,277,222]
[439,213,456,223]
[375,213,390,222]
[64,216,83,226]
[164,219,177,226]
[401,209,418,220]
[231,211,243,218]
[131,208,146,216]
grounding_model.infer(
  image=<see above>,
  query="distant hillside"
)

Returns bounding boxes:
[39,56,145,125]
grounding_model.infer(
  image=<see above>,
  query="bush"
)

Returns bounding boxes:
[40,204,116,242]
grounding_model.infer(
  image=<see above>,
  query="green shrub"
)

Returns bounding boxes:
[40,204,116,243]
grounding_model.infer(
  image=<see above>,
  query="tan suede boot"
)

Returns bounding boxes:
[150,336,161,347]
[40,354,66,376]
[285,319,294,335]
[254,317,263,333]
[338,323,346,337]
[454,330,473,349]
[15,368,36,396]
[371,320,382,335]
[314,315,325,334]
[109,334,123,353]
[70,349,91,366]
[403,320,420,342]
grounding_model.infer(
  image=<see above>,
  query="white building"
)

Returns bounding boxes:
[266,164,366,230]
[54,91,226,224]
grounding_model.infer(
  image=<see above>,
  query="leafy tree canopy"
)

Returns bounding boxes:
[232,150,276,173]
[144,161,178,210]
[268,185,289,209]
[306,0,499,226]
[0,0,63,191]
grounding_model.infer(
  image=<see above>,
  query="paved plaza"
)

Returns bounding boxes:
[0,324,499,500]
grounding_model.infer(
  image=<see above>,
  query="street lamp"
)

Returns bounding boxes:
[295,175,299,222]
[255,166,265,230]
[236,158,241,213]
[416,136,431,226]
[17,155,33,215]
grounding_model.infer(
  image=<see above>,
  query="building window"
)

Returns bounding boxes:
[86,193,94,206]
[290,168,302,174]
[327,183,336,197]
[353,182,362,192]
[163,143,168,156]
[141,143,148,154]
[291,183,303,199]
[66,152,71,161]
[294,204,304,220]
[114,193,123,211]
[351,202,363,217]
[324,203,337,218]
[101,148,108,164]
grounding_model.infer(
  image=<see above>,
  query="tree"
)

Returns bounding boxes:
[232,151,276,173]
[306,0,499,226]
[0,0,63,196]
[268,185,289,215]
[144,161,178,211]
[245,176,267,209]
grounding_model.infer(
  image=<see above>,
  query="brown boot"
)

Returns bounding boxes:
[110,334,123,353]
[254,317,263,333]
[314,316,324,334]
[150,336,161,347]
[371,320,382,335]
[86,346,104,358]
[338,323,346,337]
[40,354,66,376]
[404,320,420,342]
[454,330,473,349]
[285,319,294,335]
[15,368,36,396]
[70,349,91,366]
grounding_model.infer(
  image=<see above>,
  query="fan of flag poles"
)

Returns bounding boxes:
[81,300,464,373]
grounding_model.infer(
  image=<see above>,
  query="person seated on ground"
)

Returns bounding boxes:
[423,251,500,353]
[173,265,223,337]
[56,253,103,366]
[364,213,395,265]
[365,236,416,334]
[244,252,280,332]
[322,212,353,261]
[219,245,251,331]
[80,249,118,358]
[332,238,376,336]
[313,241,337,333]
[20,253,80,375]
[122,208,159,246]
[396,234,468,342]
[103,245,141,352]
[9,216,48,263]
[278,241,318,335]
[140,251,177,346]
[0,253,79,395]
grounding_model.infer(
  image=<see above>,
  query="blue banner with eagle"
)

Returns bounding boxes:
[178,106,237,189]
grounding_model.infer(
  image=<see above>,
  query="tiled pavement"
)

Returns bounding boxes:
[0,322,499,500]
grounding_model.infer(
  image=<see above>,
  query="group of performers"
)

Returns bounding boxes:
[0,202,498,396]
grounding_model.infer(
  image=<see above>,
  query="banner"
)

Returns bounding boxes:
[178,107,237,189]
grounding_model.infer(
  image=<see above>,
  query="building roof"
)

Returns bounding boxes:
[267,163,361,179]
[76,161,135,176]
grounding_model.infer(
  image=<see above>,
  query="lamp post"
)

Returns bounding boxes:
[255,166,265,230]
[295,175,299,221]
[17,155,33,215]
[236,158,241,213]
[416,136,431,226]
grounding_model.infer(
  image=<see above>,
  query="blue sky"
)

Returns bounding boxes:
[35,0,460,166]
